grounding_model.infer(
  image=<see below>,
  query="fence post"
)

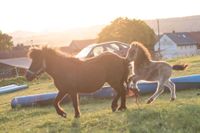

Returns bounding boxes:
[15,67,19,77]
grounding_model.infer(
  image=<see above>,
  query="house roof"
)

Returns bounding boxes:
[68,39,96,51]
[166,32,196,46]
[188,31,200,43]
[0,57,31,69]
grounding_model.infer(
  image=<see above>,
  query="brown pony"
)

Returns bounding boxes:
[126,42,188,104]
[25,47,129,118]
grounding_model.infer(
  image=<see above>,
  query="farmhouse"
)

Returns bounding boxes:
[154,32,200,59]
[189,31,200,50]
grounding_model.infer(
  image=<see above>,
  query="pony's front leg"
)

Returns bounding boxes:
[128,75,140,92]
[71,93,80,118]
[54,91,67,118]
[147,87,164,104]
[118,85,127,111]
[111,93,120,112]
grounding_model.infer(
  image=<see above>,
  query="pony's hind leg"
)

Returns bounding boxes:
[54,91,67,118]
[111,92,120,112]
[164,80,176,101]
[110,83,127,112]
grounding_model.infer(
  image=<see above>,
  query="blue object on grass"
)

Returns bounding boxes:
[137,74,200,94]
[0,84,28,94]
[11,74,200,108]
[11,92,58,108]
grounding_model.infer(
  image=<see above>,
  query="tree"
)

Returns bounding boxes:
[97,17,156,50]
[0,31,13,51]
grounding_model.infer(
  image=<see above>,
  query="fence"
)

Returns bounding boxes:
[0,67,26,79]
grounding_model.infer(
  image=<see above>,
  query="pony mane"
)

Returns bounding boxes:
[132,42,151,66]
[28,46,78,62]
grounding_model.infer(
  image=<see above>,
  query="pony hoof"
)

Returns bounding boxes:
[147,98,153,104]
[111,104,118,112]
[74,114,80,118]
[62,112,67,118]
[112,107,117,112]
[112,107,118,112]
[118,106,127,111]
[170,97,176,101]
[58,112,67,118]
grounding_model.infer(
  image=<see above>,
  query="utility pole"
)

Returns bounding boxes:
[157,19,161,58]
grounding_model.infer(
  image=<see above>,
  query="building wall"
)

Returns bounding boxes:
[154,35,198,59]
[176,45,197,57]
[154,35,178,59]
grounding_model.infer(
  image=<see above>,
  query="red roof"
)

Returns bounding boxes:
[189,31,200,43]
[68,39,96,51]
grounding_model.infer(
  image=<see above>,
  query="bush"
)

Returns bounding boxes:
[0,73,51,87]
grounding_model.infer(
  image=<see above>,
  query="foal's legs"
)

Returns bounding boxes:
[164,80,176,101]
[147,84,164,104]
[147,79,165,104]
[54,91,67,118]
[71,93,81,118]
[128,75,137,89]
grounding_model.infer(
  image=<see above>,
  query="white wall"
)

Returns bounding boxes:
[154,35,198,59]
[154,35,178,59]
[177,45,197,57]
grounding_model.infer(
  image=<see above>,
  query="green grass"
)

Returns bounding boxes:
[168,55,200,77]
[0,55,200,133]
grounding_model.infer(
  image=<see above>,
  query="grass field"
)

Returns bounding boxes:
[0,56,200,133]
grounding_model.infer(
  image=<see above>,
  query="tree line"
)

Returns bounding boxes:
[97,17,156,50]
[0,31,13,51]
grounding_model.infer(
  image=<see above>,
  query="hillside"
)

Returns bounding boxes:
[9,25,104,46]
[146,15,200,34]
[9,15,200,46]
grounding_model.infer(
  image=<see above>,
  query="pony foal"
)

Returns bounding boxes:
[126,42,188,104]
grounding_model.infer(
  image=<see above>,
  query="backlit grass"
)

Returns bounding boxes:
[0,55,200,133]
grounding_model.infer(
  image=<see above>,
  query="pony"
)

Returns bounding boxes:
[25,47,129,118]
[126,41,188,104]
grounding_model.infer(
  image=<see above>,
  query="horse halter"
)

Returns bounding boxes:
[27,59,46,78]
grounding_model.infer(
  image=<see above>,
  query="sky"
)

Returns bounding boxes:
[0,0,200,33]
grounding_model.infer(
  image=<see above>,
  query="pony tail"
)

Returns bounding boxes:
[172,64,188,70]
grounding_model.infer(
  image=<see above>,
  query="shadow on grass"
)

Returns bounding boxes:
[70,119,81,133]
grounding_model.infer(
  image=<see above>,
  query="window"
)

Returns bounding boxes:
[93,46,104,56]
[106,47,115,52]
[109,43,120,51]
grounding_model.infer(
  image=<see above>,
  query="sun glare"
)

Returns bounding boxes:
[0,0,200,32]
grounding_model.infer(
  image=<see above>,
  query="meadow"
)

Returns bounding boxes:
[0,56,200,133]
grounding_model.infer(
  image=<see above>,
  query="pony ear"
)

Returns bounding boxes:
[28,47,43,59]
[131,41,138,47]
